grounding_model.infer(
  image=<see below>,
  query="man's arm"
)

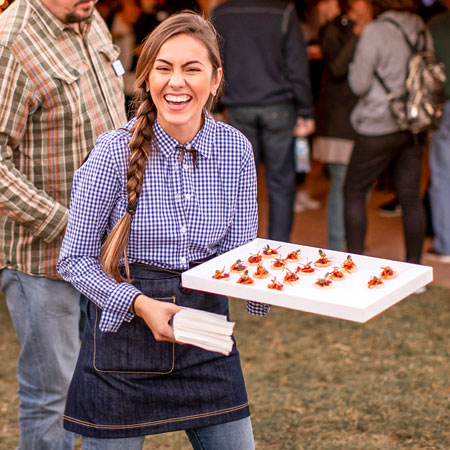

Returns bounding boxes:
[283,7,314,120]
[0,46,68,242]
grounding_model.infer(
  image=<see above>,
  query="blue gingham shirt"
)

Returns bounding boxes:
[58,113,269,332]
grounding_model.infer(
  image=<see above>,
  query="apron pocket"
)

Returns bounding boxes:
[93,297,175,374]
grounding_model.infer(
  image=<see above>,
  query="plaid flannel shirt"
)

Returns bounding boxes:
[0,0,127,278]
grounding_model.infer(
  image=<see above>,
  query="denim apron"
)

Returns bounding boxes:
[63,263,250,438]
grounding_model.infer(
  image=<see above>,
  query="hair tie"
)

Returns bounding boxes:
[126,204,137,216]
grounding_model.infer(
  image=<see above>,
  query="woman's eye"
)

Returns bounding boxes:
[155,66,170,72]
[186,67,201,73]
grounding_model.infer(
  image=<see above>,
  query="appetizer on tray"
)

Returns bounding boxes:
[296,262,316,275]
[212,267,230,281]
[380,266,397,280]
[253,264,270,279]
[367,276,384,289]
[314,273,332,289]
[236,270,254,285]
[285,249,301,263]
[314,249,332,268]
[247,252,262,266]
[341,255,357,273]
[261,244,281,259]
[230,259,247,273]
[267,277,284,291]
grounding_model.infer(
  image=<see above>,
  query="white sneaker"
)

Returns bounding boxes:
[295,190,321,211]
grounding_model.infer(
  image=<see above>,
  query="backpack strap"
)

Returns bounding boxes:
[382,17,427,52]
[374,71,391,97]
[374,17,427,96]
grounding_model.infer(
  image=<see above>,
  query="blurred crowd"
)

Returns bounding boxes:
[96,0,450,265]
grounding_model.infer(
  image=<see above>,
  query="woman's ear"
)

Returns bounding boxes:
[211,67,223,96]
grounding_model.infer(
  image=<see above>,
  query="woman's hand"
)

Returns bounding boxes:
[133,295,181,342]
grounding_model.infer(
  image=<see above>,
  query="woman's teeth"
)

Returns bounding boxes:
[165,95,190,103]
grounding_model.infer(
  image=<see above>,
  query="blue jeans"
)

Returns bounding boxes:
[82,416,255,450]
[1,269,81,450]
[227,103,297,242]
[429,100,450,255]
[326,163,348,251]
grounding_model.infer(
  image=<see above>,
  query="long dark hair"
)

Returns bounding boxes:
[99,11,224,282]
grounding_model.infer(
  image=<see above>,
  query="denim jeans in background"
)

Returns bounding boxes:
[227,103,297,242]
[82,416,255,450]
[1,269,81,450]
[429,100,450,255]
[326,162,348,251]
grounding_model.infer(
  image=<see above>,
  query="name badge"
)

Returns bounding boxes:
[112,60,125,77]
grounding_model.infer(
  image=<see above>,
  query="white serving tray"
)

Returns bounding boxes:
[181,238,433,323]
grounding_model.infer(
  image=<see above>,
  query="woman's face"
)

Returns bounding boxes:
[147,33,222,143]
[349,0,373,21]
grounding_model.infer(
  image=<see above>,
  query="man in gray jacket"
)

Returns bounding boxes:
[211,0,314,242]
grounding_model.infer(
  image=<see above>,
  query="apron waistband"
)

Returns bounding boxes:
[129,254,216,276]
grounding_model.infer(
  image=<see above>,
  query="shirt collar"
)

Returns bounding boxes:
[28,0,92,38]
[153,111,217,160]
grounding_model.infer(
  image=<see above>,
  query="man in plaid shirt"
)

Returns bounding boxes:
[0,0,127,447]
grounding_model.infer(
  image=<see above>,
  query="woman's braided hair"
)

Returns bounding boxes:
[99,11,224,282]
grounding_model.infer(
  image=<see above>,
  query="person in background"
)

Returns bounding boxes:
[291,0,337,215]
[0,0,127,448]
[375,0,448,218]
[57,11,267,449]
[313,0,373,250]
[134,0,168,48]
[134,0,202,50]
[110,0,142,114]
[211,0,315,243]
[425,5,450,263]
[344,0,430,266]
[417,0,448,21]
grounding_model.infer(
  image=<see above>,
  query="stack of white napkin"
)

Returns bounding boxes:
[172,307,235,355]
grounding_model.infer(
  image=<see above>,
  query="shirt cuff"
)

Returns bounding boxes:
[246,301,270,316]
[99,282,143,332]
[34,202,68,243]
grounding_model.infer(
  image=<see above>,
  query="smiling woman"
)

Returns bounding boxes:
[56,11,268,449]
[147,33,222,143]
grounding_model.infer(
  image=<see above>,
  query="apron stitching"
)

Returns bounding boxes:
[63,402,249,429]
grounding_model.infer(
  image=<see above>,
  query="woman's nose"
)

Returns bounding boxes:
[168,70,185,88]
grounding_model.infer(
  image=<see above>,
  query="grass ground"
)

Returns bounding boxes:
[1,287,449,449]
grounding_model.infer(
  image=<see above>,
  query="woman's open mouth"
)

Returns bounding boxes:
[164,94,192,110]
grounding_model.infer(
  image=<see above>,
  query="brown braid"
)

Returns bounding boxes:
[99,97,156,282]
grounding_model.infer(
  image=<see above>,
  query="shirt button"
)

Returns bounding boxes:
[185,143,192,150]
[180,226,187,234]
[180,257,187,264]
[175,194,181,202]
[185,193,191,200]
